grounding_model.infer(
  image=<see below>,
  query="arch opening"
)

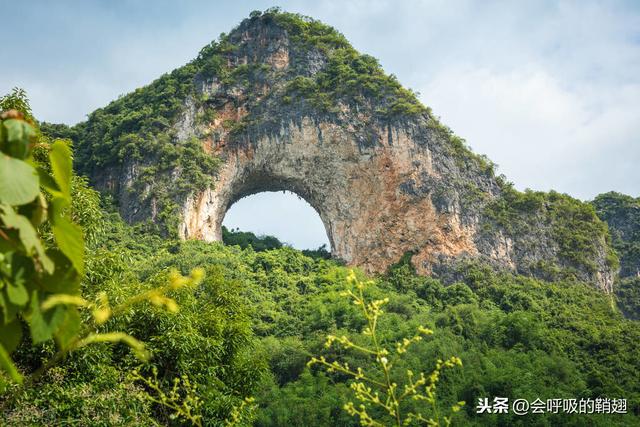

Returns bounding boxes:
[221,190,332,252]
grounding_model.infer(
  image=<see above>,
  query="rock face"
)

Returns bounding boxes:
[181,116,489,276]
[174,13,500,277]
[74,10,618,292]
[592,192,640,278]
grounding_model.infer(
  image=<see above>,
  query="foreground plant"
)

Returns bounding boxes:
[0,95,202,390]
[309,271,465,426]
[130,366,204,427]
[33,268,203,381]
[130,365,256,427]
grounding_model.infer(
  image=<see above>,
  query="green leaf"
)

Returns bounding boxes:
[2,119,34,159]
[0,318,22,353]
[19,193,47,227]
[0,154,39,205]
[0,205,37,248]
[49,140,73,200]
[6,280,28,306]
[52,217,84,275]
[0,288,18,324]
[37,166,64,200]
[41,249,80,294]
[77,332,150,361]
[0,343,22,384]
[54,306,80,350]
[28,290,65,344]
[0,204,53,274]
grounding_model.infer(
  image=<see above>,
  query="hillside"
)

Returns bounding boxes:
[3,195,639,425]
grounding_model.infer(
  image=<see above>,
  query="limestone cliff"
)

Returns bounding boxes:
[592,192,640,317]
[71,9,618,292]
[592,192,640,278]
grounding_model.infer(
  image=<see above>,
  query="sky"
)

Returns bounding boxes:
[2,0,639,249]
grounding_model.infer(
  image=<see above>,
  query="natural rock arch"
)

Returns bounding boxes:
[191,140,339,251]
[181,116,487,275]
[74,10,616,291]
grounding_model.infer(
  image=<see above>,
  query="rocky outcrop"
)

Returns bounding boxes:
[181,116,489,277]
[592,192,640,278]
[74,10,618,292]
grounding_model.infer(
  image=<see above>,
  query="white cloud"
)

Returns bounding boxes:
[419,64,640,198]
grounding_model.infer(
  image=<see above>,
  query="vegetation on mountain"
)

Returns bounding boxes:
[222,226,283,252]
[71,62,219,237]
[592,192,640,278]
[308,271,465,426]
[592,192,640,319]
[482,184,619,283]
[3,204,639,424]
[267,9,427,119]
[0,93,214,424]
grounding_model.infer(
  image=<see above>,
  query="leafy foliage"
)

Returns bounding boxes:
[75,64,198,171]
[260,9,427,120]
[309,271,465,426]
[0,94,208,424]
[68,60,220,236]
[130,366,204,426]
[302,244,332,261]
[616,277,640,320]
[2,211,639,425]
[2,12,640,426]
[0,102,86,385]
[591,192,640,318]
[222,226,284,251]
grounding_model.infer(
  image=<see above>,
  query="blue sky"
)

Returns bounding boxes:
[2,1,639,249]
